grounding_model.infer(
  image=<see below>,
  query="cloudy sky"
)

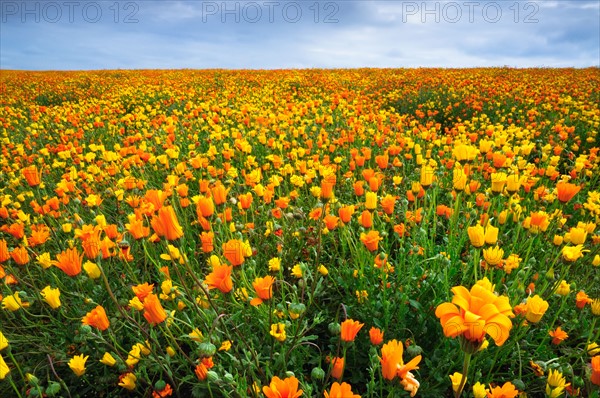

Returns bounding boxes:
[1,0,598,69]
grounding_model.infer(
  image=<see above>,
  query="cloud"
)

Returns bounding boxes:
[0,0,598,69]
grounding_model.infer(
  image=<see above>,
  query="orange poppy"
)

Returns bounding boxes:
[486,381,519,398]
[250,275,275,306]
[200,231,214,253]
[360,230,382,252]
[556,181,581,203]
[204,264,233,293]
[340,319,364,342]
[324,382,360,398]
[132,283,155,301]
[151,206,184,241]
[82,305,110,331]
[330,356,345,379]
[126,218,150,240]
[548,326,568,345]
[262,376,303,398]
[0,240,9,263]
[194,357,214,381]
[10,246,30,266]
[196,196,215,218]
[211,183,228,205]
[22,165,41,187]
[435,278,514,349]
[369,327,384,345]
[53,247,83,276]
[324,214,339,230]
[338,205,355,224]
[592,356,600,386]
[380,339,421,383]
[143,293,167,325]
[380,194,396,215]
[222,239,245,266]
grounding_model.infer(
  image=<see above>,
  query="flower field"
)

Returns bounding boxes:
[1,68,599,397]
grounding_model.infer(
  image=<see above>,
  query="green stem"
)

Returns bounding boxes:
[455,351,472,398]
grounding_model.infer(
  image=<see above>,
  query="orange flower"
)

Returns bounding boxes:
[194,357,214,381]
[369,327,384,345]
[250,275,275,306]
[591,356,600,386]
[549,326,568,345]
[22,165,41,187]
[338,205,355,224]
[196,196,215,218]
[324,214,339,230]
[380,339,421,381]
[340,319,364,342]
[262,376,303,398]
[200,231,214,253]
[211,183,228,205]
[152,383,173,398]
[222,239,246,266]
[132,283,154,301]
[204,264,233,293]
[0,240,9,263]
[380,194,396,215]
[324,382,360,398]
[576,291,592,309]
[238,192,253,209]
[360,230,382,252]
[82,305,110,331]
[126,218,150,240]
[10,246,30,265]
[435,278,514,348]
[53,247,83,276]
[556,181,580,203]
[321,181,334,200]
[330,356,345,379]
[81,229,102,260]
[359,210,373,228]
[143,293,167,325]
[486,381,519,398]
[151,206,183,241]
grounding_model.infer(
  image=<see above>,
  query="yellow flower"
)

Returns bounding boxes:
[588,342,600,356]
[553,235,564,246]
[270,323,286,342]
[40,286,61,309]
[219,340,232,351]
[554,280,570,296]
[545,369,568,398]
[119,372,137,390]
[365,191,378,210]
[126,344,142,367]
[0,331,7,351]
[449,372,464,393]
[467,225,485,247]
[68,354,88,377]
[36,252,53,269]
[593,254,600,266]
[483,246,504,266]
[189,328,203,342]
[525,295,549,323]
[562,245,588,262]
[99,352,116,366]
[318,264,328,276]
[0,354,9,380]
[472,382,487,398]
[484,224,499,245]
[291,264,303,278]
[129,296,144,311]
[2,292,27,312]
[592,299,600,316]
[268,257,281,272]
[567,227,587,245]
[83,261,101,279]
[490,172,507,193]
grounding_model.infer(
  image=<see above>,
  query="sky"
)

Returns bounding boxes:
[0,0,599,70]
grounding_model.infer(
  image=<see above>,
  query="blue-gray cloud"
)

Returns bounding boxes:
[0,0,598,69]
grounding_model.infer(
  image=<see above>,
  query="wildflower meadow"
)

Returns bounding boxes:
[0,68,599,397]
